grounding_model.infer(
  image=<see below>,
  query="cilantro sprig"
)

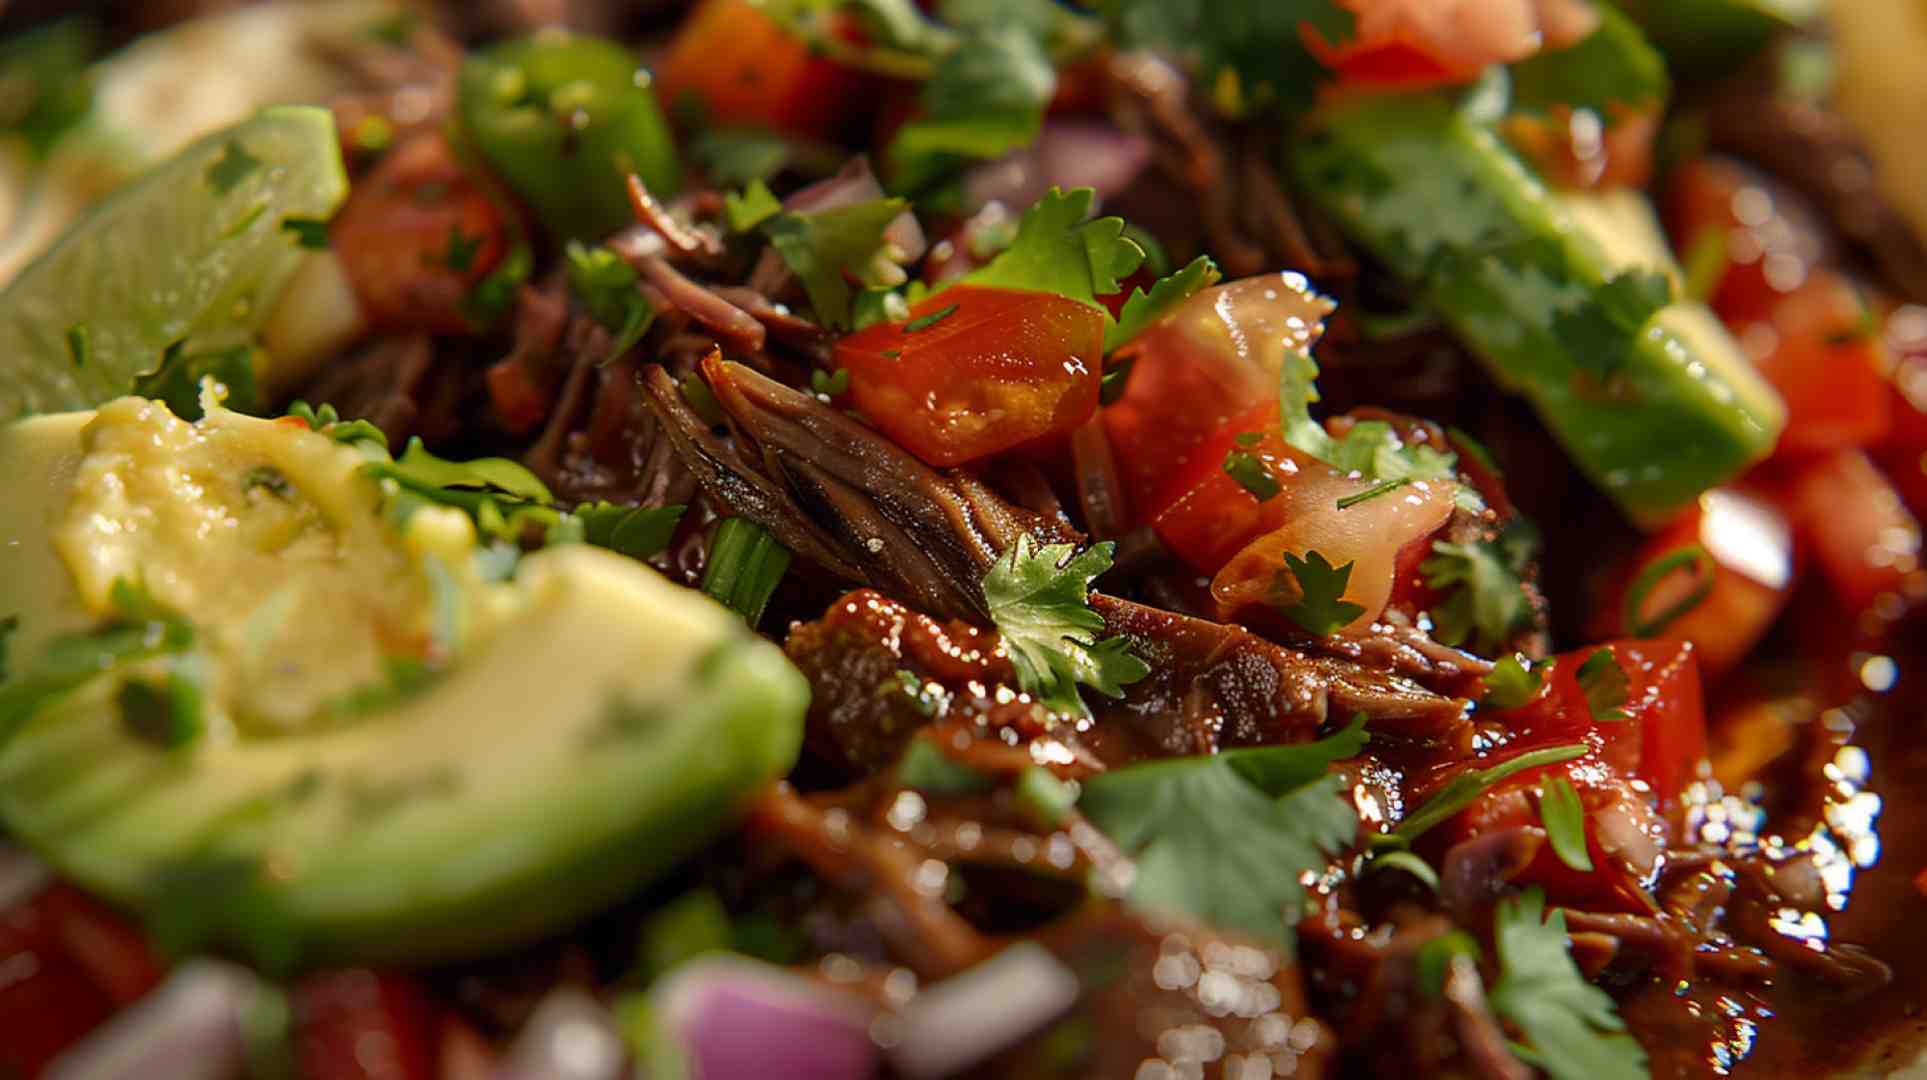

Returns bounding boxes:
[1078,715,1366,952]
[1489,888,1648,1080]
[0,580,201,745]
[1275,550,1366,637]
[1505,4,1668,128]
[1481,654,1544,710]
[982,535,1150,719]
[1576,647,1630,723]
[1377,742,1589,850]
[1100,0,1355,116]
[728,180,910,330]
[1422,519,1541,657]
[565,243,656,363]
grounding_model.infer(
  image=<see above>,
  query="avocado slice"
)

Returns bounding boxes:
[1291,91,1785,527]
[0,399,806,971]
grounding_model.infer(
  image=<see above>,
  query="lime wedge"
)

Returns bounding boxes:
[0,105,347,419]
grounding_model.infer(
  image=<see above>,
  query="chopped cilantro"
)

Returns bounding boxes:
[887,22,1055,193]
[1481,654,1544,710]
[1078,715,1366,952]
[1278,341,1471,507]
[1422,520,1540,657]
[0,615,15,682]
[1100,0,1354,116]
[724,179,784,233]
[1275,549,1366,637]
[761,195,911,330]
[1506,4,1668,127]
[897,737,995,796]
[0,580,198,744]
[369,438,553,505]
[904,302,960,333]
[205,137,262,196]
[1222,449,1282,502]
[957,188,1144,313]
[1489,888,1648,1080]
[1365,849,1440,892]
[1381,742,1589,849]
[810,368,851,397]
[1555,268,1674,380]
[65,324,87,369]
[284,401,388,448]
[1104,255,1222,353]
[118,652,207,750]
[280,217,331,250]
[982,534,1150,719]
[1098,355,1136,405]
[1538,775,1593,873]
[436,227,483,273]
[1575,648,1630,723]
[565,243,656,363]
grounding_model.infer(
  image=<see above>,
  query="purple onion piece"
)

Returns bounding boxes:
[655,957,880,1080]
[46,962,256,1080]
[961,123,1153,215]
[493,990,627,1080]
[884,943,1080,1080]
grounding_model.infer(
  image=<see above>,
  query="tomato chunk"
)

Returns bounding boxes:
[655,0,871,142]
[1741,271,1892,458]
[294,969,440,1080]
[1308,0,1598,89]
[0,887,120,1076]
[1663,156,1831,328]
[836,285,1104,467]
[1780,449,1923,613]
[1592,489,1798,679]
[332,133,510,335]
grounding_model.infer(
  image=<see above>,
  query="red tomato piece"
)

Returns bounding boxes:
[1308,0,1598,89]
[835,285,1104,468]
[655,0,872,142]
[1502,107,1658,191]
[294,969,440,1080]
[1663,156,1832,327]
[0,887,120,1076]
[1592,489,1798,680]
[1780,449,1923,613]
[1145,401,1288,573]
[36,883,164,1007]
[1740,271,1892,458]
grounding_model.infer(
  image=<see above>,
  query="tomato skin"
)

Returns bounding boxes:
[0,888,121,1076]
[36,883,164,1007]
[1146,401,1287,573]
[294,969,440,1080]
[1779,449,1923,613]
[835,285,1104,468]
[655,0,872,142]
[331,133,509,336]
[1663,155,1831,327]
[1743,272,1892,458]
[1592,490,1798,680]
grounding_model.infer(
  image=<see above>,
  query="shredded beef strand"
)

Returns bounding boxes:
[625,173,723,259]
[630,254,767,354]
[1441,952,1533,1080]
[1069,415,1128,540]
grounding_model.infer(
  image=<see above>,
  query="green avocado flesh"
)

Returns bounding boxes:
[0,401,807,971]
[1291,92,1784,527]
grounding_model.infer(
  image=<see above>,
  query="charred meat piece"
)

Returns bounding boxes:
[644,354,1080,620]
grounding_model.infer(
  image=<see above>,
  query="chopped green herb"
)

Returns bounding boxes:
[1275,549,1367,637]
[464,242,531,329]
[65,324,88,369]
[205,137,263,195]
[724,179,784,232]
[1383,742,1589,849]
[1366,849,1440,891]
[692,127,796,187]
[572,502,686,561]
[1278,340,1469,506]
[243,466,290,498]
[982,535,1150,719]
[1422,520,1540,657]
[134,343,259,421]
[1078,715,1365,952]
[897,737,995,796]
[369,438,553,505]
[810,367,851,397]
[1103,255,1222,353]
[1336,477,1413,510]
[904,302,960,333]
[761,195,910,329]
[886,22,1057,193]
[1016,766,1077,829]
[280,217,330,249]
[1576,648,1630,723]
[636,890,733,984]
[1556,269,1675,381]
[1416,930,1481,998]
[565,243,655,363]
[1539,774,1593,873]
[701,518,792,626]
[1489,888,1648,1080]
[1101,0,1355,116]
[1223,449,1282,502]
[1622,545,1714,638]
[1481,654,1544,710]
[1098,355,1136,405]
[285,401,388,448]
[0,580,198,744]
[434,227,482,273]
[956,188,1143,315]
[117,653,207,749]
[1505,4,1668,127]
[680,372,725,426]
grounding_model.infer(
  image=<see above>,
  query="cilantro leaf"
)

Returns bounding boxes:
[1489,888,1648,1080]
[1506,4,1668,126]
[1554,268,1674,380]
[437,227,482,272]
[1481,654,1544,710]
[1100,0,1353,116]
[135,342,258,421]
[573,502,685,560]
[1382,742,1589,849]
[983,534,1150,718]
[565,243,656,363]
[1421,520,1540,657]
[1278,339,1471,507]
[1079,715,1366,951]
[1222,449,1282,502]
[693,128,798,187]
[285,401,387,449]
[281,217,331,250]
[1576,647,1630,723]
[1275,549,1366,637]
[761,195,911,330]
[369,438,554,505]
[957,188,1144,313]
[1538,775,1593,873]
[724,179,784,233]
[888,23,1055,193]
[1104,255,1222,353]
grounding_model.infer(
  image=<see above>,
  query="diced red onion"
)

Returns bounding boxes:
[961,123,1152,215]
[883,943,1080,1080]
[0,841,50,910]
[46,961,256,1080]
[493,990,626,1080]
[655,957,880,1080]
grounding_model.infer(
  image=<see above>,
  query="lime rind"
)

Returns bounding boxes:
[0,105,347,419]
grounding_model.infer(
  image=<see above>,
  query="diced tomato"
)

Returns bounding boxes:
[0,887,120,1076]
[294,969,440,1080]
[1502,106,1658,191]
[655,0,872,142]
[1439,640,1707,909]
[486,356,552,436]
[1592,489,1798,680]
[1145,401,1289,573]
[1103,274,1337,523]
[1779,449,1923,613]
[36,883,164,1007]
[1308,0,1599,90]
[835,285,1104,467]
[1740,271,1892,458]
[331,133,510,335]
[1663,156,1831,327]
